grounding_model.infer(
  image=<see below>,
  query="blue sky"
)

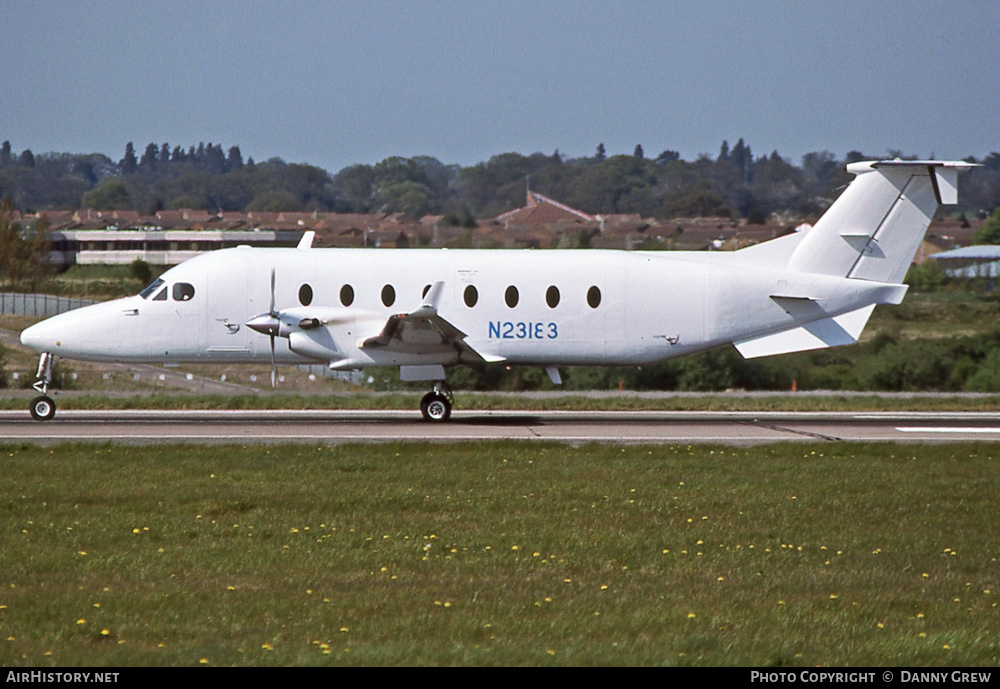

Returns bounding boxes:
[1,1,997,173]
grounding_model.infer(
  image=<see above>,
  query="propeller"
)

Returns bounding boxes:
[245,267,281,387]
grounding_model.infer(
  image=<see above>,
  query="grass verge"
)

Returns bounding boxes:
[1,441,997,666]
[4,391,1000,413]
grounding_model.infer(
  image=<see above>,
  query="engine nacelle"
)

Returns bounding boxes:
[288,328,342,362]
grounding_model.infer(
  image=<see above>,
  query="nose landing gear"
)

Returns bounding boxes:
[420,382,453,422]
[29,352,56,421]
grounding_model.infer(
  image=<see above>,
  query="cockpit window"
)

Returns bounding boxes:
[152,287,167,301]
[173,282,195,301]
[140,278,165,300]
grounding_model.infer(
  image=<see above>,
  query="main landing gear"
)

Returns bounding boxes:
[420,382,453,422]
[29,352,56,421]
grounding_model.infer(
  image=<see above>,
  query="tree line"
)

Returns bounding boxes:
[2,138,999,222]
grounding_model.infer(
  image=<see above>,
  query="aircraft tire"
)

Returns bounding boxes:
[420,392,451,422]
[29,395,56,421]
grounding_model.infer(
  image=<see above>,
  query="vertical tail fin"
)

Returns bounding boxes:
[787,161,974,283]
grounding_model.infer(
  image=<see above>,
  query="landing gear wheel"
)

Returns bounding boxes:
[420,392,452,422]
[29,395,56,421]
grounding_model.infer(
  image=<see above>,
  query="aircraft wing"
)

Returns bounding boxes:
[361,282,505,365]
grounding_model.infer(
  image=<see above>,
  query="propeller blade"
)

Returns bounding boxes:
[269,267,276,317]
[270,333,276,388]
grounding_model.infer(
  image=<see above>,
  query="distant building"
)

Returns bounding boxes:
[928,245,1000,278]
[49,229,303,265]
[496,191,595,227]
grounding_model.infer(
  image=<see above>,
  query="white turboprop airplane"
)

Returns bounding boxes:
[20,160,973,421]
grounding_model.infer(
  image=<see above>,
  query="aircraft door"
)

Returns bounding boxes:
[205,255,254,359]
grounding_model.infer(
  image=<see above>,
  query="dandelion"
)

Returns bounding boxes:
[687,612,696,619]
[76,619,86,625]
[261,643,274,651]
[199,658,209,664]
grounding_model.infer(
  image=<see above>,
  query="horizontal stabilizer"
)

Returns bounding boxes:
[734,305,876,359]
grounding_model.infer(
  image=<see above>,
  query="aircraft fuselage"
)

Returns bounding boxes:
[21,245,901,370]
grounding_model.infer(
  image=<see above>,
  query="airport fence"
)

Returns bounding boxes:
[0,292,96,317]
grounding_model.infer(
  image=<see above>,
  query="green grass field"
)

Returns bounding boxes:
[5,390,1000,413]
[2,442,997,666]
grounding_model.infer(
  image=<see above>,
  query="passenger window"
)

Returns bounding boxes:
[152,287,167,301]
[587,285,601,309]
[464,285,478,307]
[340,284,354,307]
[172,283,195,301]
[546,285,560,308]
[505,285,519,308]
[299,284,313,306]
[382,284,396,307]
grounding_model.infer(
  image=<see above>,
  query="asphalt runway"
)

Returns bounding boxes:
[3,409,1000,444]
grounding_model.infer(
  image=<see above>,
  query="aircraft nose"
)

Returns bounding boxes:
[20,320,57,352]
